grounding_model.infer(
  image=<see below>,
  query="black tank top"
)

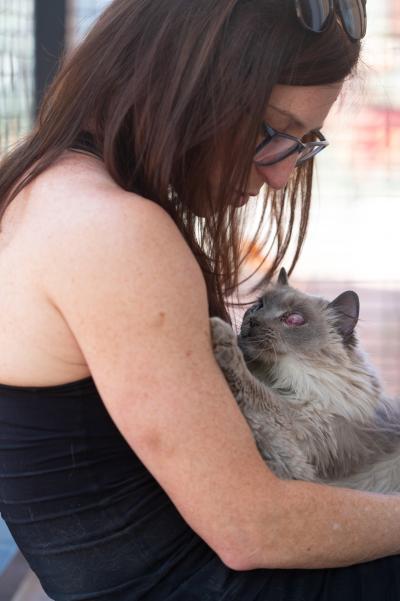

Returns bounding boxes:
[0,376,223,600]
[69,130,103,160]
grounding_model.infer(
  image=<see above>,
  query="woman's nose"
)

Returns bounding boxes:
[255,153,299,191]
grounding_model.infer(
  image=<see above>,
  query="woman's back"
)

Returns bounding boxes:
[0,150,130,388]
[0,152,93,386]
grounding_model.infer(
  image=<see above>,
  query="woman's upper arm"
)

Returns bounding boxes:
[40,189,280,569]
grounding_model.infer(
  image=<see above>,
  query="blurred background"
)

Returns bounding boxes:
[0,0,399,598]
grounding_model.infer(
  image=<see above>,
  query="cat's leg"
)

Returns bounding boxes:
[210,317,317,482]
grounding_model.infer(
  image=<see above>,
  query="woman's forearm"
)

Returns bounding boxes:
[244,479,400,571]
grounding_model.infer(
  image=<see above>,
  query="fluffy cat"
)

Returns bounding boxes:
[210,269,400,494]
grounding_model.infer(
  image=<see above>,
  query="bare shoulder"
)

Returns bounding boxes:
[31,152,186,245]
[35,152,210,365]
[33,152,205,299]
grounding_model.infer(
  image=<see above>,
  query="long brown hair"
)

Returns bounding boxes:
[0,0,360,320]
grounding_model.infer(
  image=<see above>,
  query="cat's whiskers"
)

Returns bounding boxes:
[245,328,281,365]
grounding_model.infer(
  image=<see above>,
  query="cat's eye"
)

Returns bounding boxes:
[281,312,306,326]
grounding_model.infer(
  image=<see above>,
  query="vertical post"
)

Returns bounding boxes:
[34,0,67,115]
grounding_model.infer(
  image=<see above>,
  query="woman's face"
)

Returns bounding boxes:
[238,82,344,203]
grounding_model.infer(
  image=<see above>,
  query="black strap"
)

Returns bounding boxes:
[70,131,103,159]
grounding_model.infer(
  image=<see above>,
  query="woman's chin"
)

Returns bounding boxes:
[234,190,259,207]
[235,193,251,207]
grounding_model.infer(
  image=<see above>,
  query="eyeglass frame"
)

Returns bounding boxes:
[253,122,330,167]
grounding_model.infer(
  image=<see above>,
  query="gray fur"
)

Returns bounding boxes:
[210,276,400,494]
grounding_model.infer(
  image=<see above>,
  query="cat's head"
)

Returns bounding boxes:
[238,268,360,369]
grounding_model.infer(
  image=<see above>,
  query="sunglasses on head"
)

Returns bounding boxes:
[295,0,367,42]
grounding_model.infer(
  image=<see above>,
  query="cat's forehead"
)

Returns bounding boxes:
[262,284,323,309]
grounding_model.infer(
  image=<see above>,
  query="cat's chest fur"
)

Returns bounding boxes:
[257,353,382,422]
[242,350,400,486]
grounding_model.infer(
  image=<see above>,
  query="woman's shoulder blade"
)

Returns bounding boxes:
[31,152,200,283]
[30,152,169,228]
[32,153,208,343]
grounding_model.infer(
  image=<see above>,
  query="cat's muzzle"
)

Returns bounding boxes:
[239,317,280,358]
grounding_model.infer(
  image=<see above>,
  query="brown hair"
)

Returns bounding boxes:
[0,0,360,321]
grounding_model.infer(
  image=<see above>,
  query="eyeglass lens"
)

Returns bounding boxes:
[254,137,300,166]
[254,135,324,167]
[296,0,331,31]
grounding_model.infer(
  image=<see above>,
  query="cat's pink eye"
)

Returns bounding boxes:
[282,313,305,326]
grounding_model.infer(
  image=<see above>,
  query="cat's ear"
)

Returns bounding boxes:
[278,268,289,286]
[328,291,360,338]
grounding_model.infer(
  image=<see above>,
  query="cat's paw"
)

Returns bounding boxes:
[210,317,244,372]
[210,317,237,348]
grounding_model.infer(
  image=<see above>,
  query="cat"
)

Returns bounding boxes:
[210,268,400,494]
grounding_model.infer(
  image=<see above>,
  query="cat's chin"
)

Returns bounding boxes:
[238,336,266,365]
[238,335,274,360]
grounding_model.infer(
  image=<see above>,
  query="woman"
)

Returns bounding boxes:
[1,1,400,599]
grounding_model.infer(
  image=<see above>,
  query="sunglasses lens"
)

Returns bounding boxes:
[296,0,332,32]
[336,0,366,40]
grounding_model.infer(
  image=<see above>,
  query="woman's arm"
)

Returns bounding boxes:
[38,183,400,571]
[251,478,400,570]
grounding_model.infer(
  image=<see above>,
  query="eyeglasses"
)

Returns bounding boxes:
[253,122,329,167]
[295,0,367,42]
